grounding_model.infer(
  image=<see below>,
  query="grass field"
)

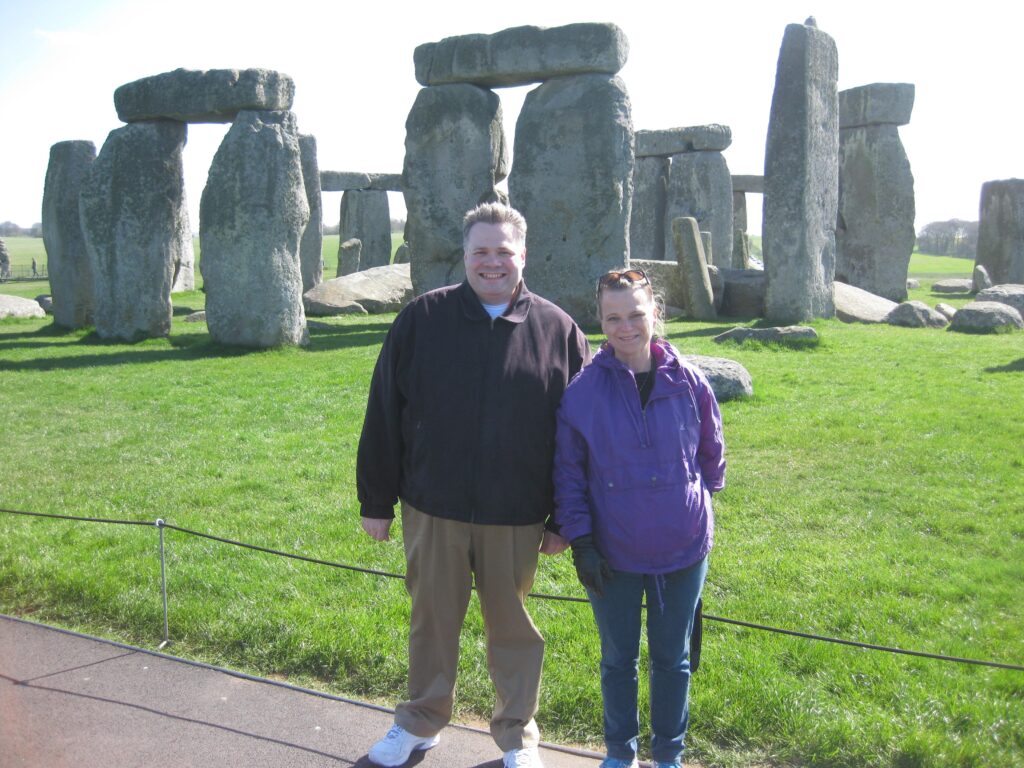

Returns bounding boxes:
[1,243,1021,766]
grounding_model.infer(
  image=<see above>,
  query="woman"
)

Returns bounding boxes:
[554,269,726,768]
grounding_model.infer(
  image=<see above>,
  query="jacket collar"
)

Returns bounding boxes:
[594,339,690,391]
[458,279,532,324]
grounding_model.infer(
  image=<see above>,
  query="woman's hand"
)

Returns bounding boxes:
[570,534,612,597]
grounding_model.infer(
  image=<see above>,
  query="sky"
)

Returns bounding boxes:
[1,0,1022,236]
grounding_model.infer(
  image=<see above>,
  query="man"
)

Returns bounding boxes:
[357,202,589,768]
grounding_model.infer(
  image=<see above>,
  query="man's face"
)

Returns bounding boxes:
[464,222,526,306]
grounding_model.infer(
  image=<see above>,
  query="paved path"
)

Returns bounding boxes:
[0,614,604,768]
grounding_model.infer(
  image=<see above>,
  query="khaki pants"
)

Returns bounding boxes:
[395,503,545,751]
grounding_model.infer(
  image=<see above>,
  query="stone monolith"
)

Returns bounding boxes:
[509,74,633,318]
[42,140,96,328]
[671,217,716,320]
[299,134,324,292]
[340,190,391,270]
[403,84,507,294]
[664,152,733,270]
[338,238,362,277]
[200,110,309,347]
[79,121,190,340]
[763,22,839,322]
[975,179,1024,285]
[835,84,915,301]
[629,156,668,260]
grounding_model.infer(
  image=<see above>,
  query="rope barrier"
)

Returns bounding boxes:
[2,505,1021,672]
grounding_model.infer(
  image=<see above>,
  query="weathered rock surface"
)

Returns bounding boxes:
[932,278,973,294]
[630,156,669,260]
[975,179,1024,285]
[392,242,410,264]
[35,294,54,313]
[975,284,1024,315]
[763,22,838,323]
[732,175,764,194]
[340,190,391,270]
[200,110,309,347]
[836,122,915,301]
[304,263,412,315]
[0,294,46,319]
[670,217,715,320]
[833,280,898,324]
[338,238,362,277]
[635,125,732,156]
[509,74,633,319]
[885,300,949,328]
[184,310,206,323]
[79,121,190,341]
[972,264,992,293]
[298,135,324,293]
[42,140,96,328]
[949,301,1023,333]
[664,151,733,269]
[414,23,628,87]
[114,68,294,123]
[320,171,403,192]
[718,268,766,318]
[934,303,957,321]
[707,264,725,312]
[403,84,507,295]
[683,355,753,401]
[906,278,920,289]
[838,83,915,128]
[713,325,818,344]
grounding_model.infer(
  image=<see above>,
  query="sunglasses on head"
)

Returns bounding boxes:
[596,269,650,291]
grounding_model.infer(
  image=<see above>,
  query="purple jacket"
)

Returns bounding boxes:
[553,339,726,574]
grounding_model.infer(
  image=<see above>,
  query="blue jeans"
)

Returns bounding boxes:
[587,556,708,764]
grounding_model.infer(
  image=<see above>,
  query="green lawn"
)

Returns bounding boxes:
[1,295,1021,766]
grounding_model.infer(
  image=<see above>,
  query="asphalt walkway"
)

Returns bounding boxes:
[0,614,604,768]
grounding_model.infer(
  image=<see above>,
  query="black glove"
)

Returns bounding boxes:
[571,534,612,597]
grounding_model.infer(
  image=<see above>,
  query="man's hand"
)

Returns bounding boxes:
[570,534,612,597]
[539,530,570,556]
[361,517,393,541]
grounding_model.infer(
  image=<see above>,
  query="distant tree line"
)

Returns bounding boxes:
[916,219,978,258]
[0,221,42,237]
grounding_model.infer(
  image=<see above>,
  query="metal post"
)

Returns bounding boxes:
[156,518,171,649]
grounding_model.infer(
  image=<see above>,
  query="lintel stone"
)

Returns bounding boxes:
[635,125,732,156]
[839,83,915,129]
[114,68,294,123]
[731,175,764,194]
[320,171,402,192]
[414,23,628,87]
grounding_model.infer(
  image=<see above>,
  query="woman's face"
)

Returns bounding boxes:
[599,286,656,360]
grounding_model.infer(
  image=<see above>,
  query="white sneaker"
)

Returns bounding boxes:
[368,723,440,767]
[503,746,544,768]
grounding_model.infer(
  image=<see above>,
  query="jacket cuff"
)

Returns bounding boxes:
[360,502,396,520]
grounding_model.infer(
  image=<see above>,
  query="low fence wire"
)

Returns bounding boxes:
[1,506,1021,672]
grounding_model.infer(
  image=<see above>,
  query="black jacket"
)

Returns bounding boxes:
[357,280,589,526]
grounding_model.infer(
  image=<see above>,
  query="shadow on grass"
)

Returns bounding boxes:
[0,322,392,371]
[985,358,1024,374]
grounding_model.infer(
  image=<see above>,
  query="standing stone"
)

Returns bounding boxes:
[79,121,189,341]
[200,110,309,347]
[975,179,1024,285]
[700,231,714,266]
[393,242,410,264]
[670,217,716,320]
[835,84,916,302]
[338,238,362,277]
[733,228,751,269]
[972,264,992,293]
[170,218,195,292]
[0,238,10,280]
[733,190,747,233]
[509,74,633,319]
[339,190,391,270]
[763,22,839,323]
[664,151,733,270]
[42,140,96,328]
[298,134,324,292]
[630,156,668,260]
[403,84,507,294]
[414,23,628,87]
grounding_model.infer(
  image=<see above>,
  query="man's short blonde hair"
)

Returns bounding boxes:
[462,202,527,249]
